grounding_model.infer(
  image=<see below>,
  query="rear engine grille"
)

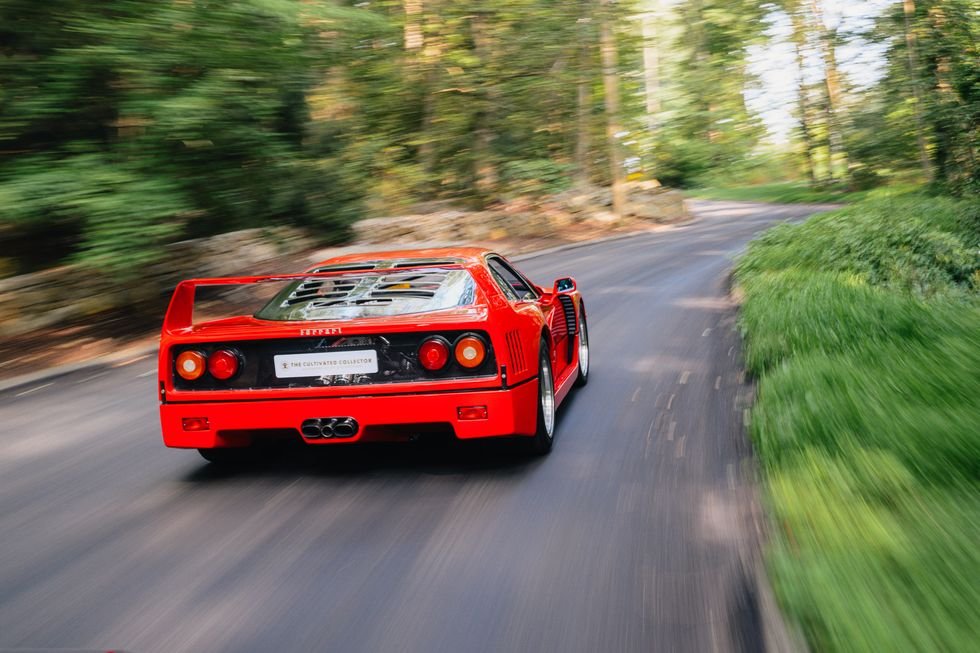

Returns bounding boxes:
[280,271,451,308]
[369,271,449,299]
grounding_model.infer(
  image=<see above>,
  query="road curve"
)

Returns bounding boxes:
[0,201,826,653]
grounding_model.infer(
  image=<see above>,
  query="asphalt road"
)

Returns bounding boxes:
[0,201,827,653]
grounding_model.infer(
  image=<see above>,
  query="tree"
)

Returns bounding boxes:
[859,0,978,194]
[808,0,849,182]
[0,0,375,274]
[784,0,818,184]
[902,0,932,179]
[600,0,626,216]
[651,0,766,186]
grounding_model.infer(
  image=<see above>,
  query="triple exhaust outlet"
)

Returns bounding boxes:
[301,417,359,439]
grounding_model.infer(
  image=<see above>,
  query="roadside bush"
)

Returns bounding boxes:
[736,193,980,653]
[738,193,979,296]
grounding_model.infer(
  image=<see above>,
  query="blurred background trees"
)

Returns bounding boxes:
[0,0,976,277]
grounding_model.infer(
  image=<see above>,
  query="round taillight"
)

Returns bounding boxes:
[418,337,450,371]
[454,335,487,369]
[176,350,207,381]
[208,349,241,380]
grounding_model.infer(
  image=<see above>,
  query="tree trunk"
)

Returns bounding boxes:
[790,8,817,184]
[809,0,848,182]
[404,0,438,187]
[404,0,423,51]
[576,4,593,188]
[640,8,661,132]
[925,4,975,186]
[471,11,498,206]
[902,0,931,180]
[599,0,625,218]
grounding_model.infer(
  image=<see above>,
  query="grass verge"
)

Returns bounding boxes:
[735,191,980,652]
[688,181,874,204]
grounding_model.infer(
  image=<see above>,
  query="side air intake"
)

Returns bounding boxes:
[505,330,527,375]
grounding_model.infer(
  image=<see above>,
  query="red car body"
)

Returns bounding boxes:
[157,247,589,460]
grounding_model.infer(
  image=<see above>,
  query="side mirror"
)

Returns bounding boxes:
[554,277,576,293]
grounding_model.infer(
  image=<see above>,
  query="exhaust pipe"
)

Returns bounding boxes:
[301,420,323,438]
[301,417,358,439]
[333,418,358,438]
[319,418,337,438]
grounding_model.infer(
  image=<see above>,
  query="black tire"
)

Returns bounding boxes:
[574,306,590,388]
[525,338,556,456]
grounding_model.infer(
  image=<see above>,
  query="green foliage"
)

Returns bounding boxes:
[736,194,980,652]
[500,159,574,197]
[738,192,980,296]
[0,0,377,275]
[769,463,980,652]
[859,0,979,194]
[0,0,646,273]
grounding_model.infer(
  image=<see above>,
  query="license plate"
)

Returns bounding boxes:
[274,350,379,378]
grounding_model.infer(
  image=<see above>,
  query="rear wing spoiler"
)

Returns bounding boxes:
[162,264,465,333]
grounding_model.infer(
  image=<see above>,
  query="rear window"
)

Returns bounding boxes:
[254,268,477,321]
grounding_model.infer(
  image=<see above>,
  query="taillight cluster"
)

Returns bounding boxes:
[417,333,488,373]
[175,348,243,382]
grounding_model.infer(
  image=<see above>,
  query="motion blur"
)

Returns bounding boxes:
[0,1,977,653]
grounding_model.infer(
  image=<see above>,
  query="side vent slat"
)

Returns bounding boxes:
[506,330,527,375]
[557,295,577,336]
[556,295,578,360]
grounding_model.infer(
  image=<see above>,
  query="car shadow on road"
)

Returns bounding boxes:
[181,435,545,484]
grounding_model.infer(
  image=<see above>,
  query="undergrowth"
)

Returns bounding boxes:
[735,191,980,652]
[688,181,872,205]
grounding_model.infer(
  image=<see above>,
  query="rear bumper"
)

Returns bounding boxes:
[160,380,539,448]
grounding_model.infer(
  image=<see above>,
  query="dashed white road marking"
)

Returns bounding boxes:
[675,434,686,458]
[77,371,107,384]
[714,376,721,390]
[678,371,690,384]
[137,369,155,378]
[631,387,641,402]
[666,420,676,441]
[702,328,711,337]
[743,409,751,427]
[644,418,657,459]
[666,393,675,411]
[15,383,53,397]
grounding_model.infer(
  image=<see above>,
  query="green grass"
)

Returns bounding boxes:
[735,192,980,652]
[688,181,873,204]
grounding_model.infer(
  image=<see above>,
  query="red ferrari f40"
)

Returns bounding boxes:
[158,248,590,463]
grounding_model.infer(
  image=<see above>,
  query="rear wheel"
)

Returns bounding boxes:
[525,338,556,456]
[574,307,590,387]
